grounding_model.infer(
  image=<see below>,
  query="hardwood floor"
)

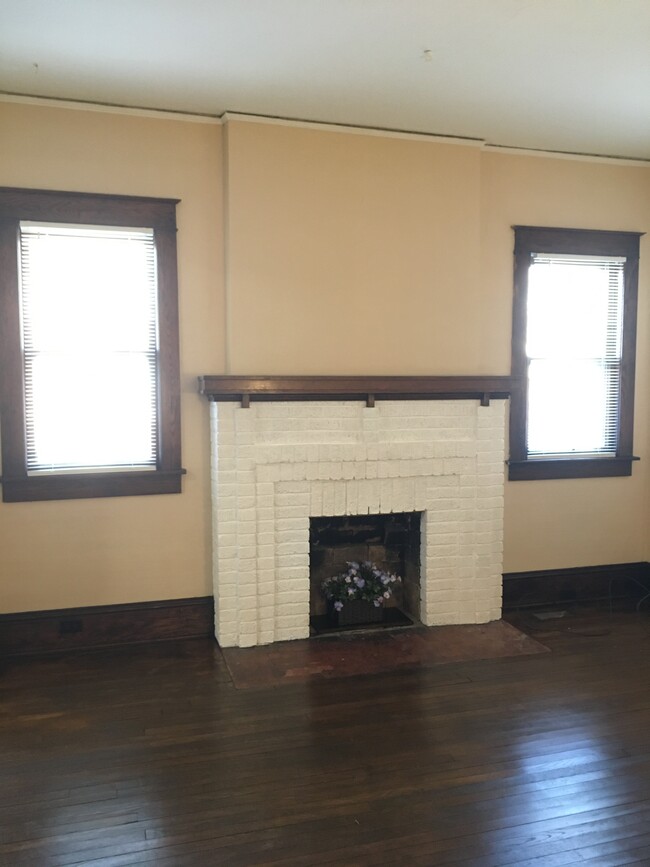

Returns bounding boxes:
[1,610,650,866]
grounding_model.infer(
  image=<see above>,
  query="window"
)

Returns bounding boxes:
[0,188,184,501]
[509,226,641,481]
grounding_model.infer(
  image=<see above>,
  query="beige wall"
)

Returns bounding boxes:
[0,102,224,611]
[1,104,648,612]
[224,120,491,374]
[481,152,650,570]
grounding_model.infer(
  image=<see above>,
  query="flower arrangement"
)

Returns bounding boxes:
[322,560,401,611]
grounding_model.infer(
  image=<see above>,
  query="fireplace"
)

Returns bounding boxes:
[200,375,512,647]
[309,512,421,632]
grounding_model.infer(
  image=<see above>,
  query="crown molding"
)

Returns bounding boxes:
[2,94,649,165]
[483,143,650,168]
[0,92,222,124]
[221,111,484,147]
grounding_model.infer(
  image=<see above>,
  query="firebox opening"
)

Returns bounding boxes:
[309,512,422,635]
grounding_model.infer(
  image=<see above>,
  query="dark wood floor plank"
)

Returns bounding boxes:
[0,611,649,866]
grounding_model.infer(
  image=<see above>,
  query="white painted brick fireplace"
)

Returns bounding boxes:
[209,396,507,647]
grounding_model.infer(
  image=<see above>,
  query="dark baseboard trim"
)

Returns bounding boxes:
[503,562,650,610]
[4,565,648,655]
[0,596,215,656]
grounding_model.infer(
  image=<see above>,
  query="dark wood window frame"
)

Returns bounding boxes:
[509,225,642,481]
[0,187,184,502]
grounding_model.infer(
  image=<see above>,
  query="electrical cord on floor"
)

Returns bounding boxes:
[637,589,650,612]
[608,575,650,615]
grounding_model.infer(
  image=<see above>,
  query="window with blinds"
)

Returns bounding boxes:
[19,222,159,473]
[525,253,624,458]
[509,225,640,482]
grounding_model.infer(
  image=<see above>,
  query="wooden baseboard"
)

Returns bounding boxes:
[4,564,648,655]
[503,562,650,610]
[0,596,214,656]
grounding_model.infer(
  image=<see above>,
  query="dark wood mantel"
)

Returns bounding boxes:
[198,375,517,407]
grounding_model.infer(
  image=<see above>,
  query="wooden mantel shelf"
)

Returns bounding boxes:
[198,375,517,408]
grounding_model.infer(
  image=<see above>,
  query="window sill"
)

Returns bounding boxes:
[1,468,186,502]
[508,456,639,481]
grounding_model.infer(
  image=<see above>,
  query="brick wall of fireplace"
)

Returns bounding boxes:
[210,399,506,647]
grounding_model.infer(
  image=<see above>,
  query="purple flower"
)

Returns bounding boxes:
[334,601,343,611]
[323,561,401,607]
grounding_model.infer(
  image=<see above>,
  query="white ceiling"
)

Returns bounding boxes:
[2,0,650,159]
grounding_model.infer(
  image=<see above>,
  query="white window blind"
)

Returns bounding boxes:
[525,253,625,458]
[19,222,159,473]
